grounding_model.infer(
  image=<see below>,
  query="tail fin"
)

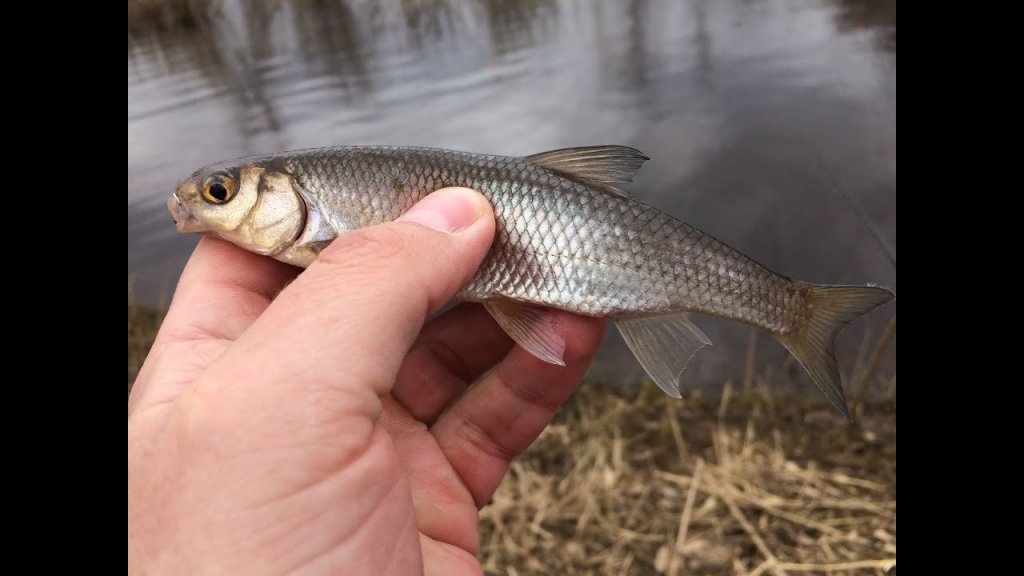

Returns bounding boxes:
[776,284,895,420]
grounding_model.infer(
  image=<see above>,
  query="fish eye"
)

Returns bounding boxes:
[202,175,236,204]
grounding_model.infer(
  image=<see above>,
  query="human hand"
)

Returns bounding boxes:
[128,187,606,574]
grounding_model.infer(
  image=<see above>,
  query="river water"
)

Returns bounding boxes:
[128,0,896,392]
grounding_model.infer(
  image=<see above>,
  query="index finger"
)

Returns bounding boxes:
[160,237,299,343]
[129,237,298,412]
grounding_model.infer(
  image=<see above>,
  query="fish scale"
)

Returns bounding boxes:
[170,145,894,417]
[288,147,769,322]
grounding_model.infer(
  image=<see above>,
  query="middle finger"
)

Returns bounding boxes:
[391,303,513,423]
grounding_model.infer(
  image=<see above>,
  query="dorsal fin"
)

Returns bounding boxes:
[526,145,649,197]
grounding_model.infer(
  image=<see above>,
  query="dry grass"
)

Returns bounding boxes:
[127,306,896,575]
[478,384,896,575]
[128,304,164,388]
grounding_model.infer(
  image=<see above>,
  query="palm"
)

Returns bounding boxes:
[371,395,484,572]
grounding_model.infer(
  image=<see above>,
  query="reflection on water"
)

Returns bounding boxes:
[128,0,896,391]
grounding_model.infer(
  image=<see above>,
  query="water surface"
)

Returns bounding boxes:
[128,0,896,391]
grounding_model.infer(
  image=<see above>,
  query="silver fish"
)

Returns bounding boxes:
[169,145,894,417]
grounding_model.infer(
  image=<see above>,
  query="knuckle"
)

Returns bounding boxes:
[294,225,425,306]
[458,411,518,464]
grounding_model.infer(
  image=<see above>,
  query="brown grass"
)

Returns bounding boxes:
[478,385,896,575]
[128,304,164,388]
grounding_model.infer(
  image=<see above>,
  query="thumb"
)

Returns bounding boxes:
[214,187,495,403]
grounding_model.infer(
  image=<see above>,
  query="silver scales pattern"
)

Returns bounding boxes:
[281,146,800,332]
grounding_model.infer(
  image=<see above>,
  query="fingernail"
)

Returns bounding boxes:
[399,188,487,233]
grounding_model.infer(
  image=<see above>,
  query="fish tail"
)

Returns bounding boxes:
[776,283,895,420]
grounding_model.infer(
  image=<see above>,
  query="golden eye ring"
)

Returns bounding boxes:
[202,175,236,204]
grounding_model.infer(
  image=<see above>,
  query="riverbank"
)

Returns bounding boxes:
[479,383,895,575]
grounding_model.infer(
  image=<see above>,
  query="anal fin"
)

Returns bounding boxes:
[484,301,566,366]
[616,314,712,398]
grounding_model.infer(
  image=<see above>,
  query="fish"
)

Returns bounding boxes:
[168,145,894,418]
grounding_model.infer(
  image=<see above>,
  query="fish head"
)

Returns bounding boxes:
[168,162,306,257]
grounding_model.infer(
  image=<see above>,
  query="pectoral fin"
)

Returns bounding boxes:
[616,314,712,398]
[295,202,336,250]
[484,301,566,366]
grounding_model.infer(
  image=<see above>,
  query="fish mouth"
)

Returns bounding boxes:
[167,192,204,233]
